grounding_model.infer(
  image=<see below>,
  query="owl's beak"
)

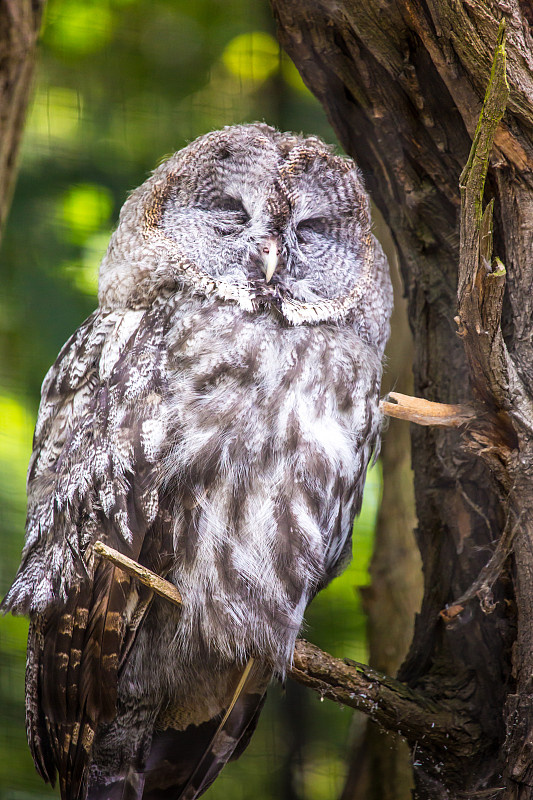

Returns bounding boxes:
[261,239,278,283]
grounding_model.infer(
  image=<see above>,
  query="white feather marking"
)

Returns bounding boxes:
[141,418,166,462]
[99,310,145,380]
[115,509,133,545]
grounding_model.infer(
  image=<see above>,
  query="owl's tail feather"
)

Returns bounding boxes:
[86,660,269,800]
[86,767,146,800]
[144,658,268,800]
[175,658,265,800]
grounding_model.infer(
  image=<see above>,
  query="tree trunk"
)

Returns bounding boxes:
[0,0,45,242]
[270,2,533,798]
[342,220,422,800]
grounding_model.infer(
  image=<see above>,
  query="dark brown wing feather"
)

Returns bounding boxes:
[4,305,175,800]
[32,503,174,800]
[26,616,56,785]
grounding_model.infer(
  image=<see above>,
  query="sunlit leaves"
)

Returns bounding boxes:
[61,231,109,296]
[0,394,33,588]
[222,30,312,96]
[60,183,113,243]
[0,395,33,504]
[222,31,280,83]
[25,86,82,154]
[44,1,116,56]
[281,56,313,96]
[297,748,347,800]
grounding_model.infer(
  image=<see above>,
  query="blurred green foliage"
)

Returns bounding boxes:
[0,1,380,797]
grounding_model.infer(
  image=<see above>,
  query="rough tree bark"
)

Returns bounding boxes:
[0,0,45,243]
[342,226,422,800]
[269,2,533,799]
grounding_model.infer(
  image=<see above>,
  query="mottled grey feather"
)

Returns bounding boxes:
[2,123,392,799]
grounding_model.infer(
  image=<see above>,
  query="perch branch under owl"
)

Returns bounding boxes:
[93,539,480,756]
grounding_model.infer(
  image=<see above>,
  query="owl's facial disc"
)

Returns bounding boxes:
[129,124,382,324]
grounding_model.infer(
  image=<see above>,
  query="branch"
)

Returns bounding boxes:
[378,389,514,622]
[0,0,46,243]
[292,640,480,754]
[440,501,522,624]
[380,392,476,427]
[93,541,183,605]
[94,541,481,754]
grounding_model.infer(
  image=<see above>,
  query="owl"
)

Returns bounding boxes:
[2,124,392,800]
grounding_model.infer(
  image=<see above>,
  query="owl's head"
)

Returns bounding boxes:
[99,124,391,338]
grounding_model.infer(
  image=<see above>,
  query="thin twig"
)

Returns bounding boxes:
[93,541,183,606]
[440,506,520,622]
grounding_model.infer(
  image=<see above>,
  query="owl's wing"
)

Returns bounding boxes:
[2,306,174,800]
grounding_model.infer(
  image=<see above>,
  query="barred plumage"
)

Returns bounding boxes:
[2,123,392,799]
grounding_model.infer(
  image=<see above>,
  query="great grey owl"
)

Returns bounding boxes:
[3,123,392,800]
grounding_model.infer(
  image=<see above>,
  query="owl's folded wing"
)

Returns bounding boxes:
[2,305,175,800]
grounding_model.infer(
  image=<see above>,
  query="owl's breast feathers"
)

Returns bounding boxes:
[160,296,383,667]
[3,291,383,799]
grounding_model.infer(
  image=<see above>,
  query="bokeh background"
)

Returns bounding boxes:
[0,1,383,798]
